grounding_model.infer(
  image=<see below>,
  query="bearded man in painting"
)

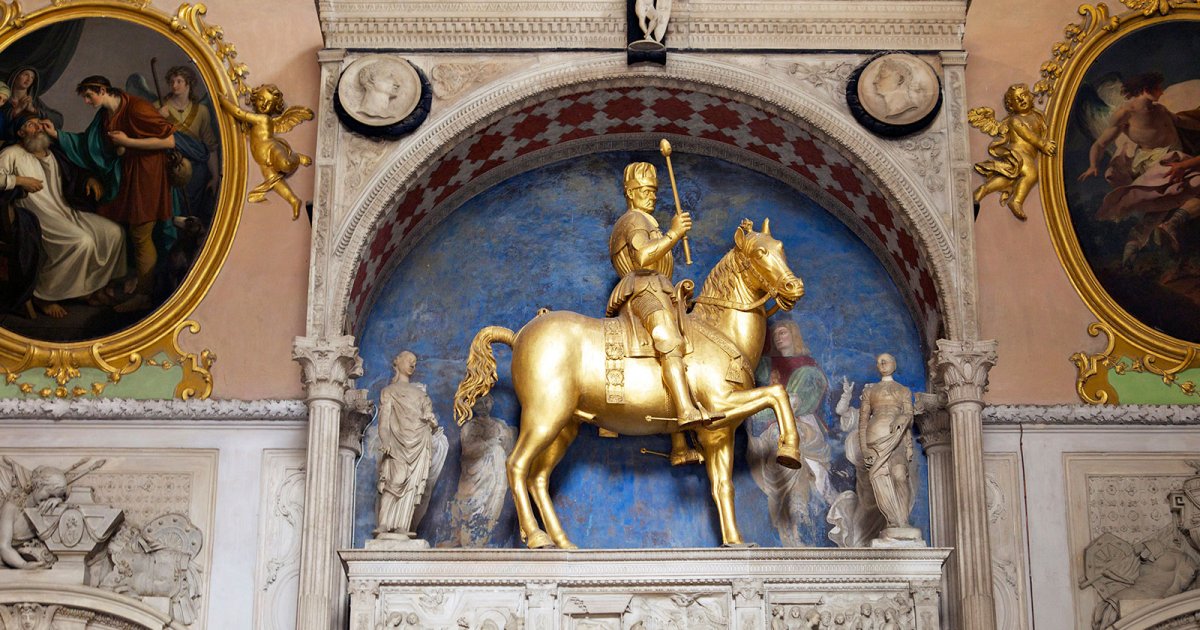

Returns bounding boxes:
[0,115,126,318]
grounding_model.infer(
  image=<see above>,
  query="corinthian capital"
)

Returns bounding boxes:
[915,392,951,449]
[293,335,364,403]
[934,339,998,406]
[341,388,375,454]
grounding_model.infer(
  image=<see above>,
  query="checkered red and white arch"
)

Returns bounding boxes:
[344,85,943,342]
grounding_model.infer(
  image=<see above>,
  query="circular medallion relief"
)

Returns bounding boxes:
[336,55,425,131]
[847,53,942,137]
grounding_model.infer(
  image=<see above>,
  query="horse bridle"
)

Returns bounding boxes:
[690,248,786,317]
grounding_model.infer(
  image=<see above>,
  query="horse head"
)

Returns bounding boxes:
[733,218,804,312]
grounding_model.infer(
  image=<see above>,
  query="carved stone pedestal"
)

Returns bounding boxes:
[364,534,430,550]
[343,547,950,630]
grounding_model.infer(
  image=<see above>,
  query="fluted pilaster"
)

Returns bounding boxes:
[294,335,363,630]
[916,390,956,629]
[934,338,998,630]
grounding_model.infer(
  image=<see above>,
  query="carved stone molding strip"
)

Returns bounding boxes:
[343,547,951,583]
[316,0,967,51]
[0,398,307,421]
[984,404,1200,425]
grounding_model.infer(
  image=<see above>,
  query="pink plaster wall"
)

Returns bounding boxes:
[184,0,320,399]
[966,0,1104,404]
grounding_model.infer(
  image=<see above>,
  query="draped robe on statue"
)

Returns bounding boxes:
[376,380,437,535]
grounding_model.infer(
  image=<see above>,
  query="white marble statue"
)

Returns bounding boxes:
[633,0,671,44]
[449,394,514,547]
[858,353,922,546]
[0,457,107,570]
[375,350,445,542]
[826,376,886,547]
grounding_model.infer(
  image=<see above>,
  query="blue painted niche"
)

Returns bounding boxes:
[354,151,929,549]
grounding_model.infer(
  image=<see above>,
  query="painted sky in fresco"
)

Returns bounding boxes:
[354,151,928,548]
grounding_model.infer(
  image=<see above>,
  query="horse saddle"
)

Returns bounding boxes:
[610,281,694,359]
[602,282,751,405]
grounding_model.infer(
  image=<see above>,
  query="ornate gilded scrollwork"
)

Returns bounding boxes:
[1120,0,1193,16]
[0,1,298,398]
[1036,1,1200,403]
[1033,4,1118,101]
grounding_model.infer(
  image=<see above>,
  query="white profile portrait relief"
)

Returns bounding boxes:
[856,53,940,126]
[337,55,422,127]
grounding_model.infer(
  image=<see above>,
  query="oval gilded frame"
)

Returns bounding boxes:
[0,1,249,398]
[1040,1,1200,403]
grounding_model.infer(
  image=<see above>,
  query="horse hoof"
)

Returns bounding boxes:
[526,531,556,549]
[721,541,759,549]
[776,444,803,469]
[557,541,579,550]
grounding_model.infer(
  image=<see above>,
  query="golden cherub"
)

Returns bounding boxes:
[968,83,1057,221]
[221,84,314,220]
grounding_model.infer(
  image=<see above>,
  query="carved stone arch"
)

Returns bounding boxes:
[0,584,178,629]
[328,53,958,347]
[1112,590,1200,629]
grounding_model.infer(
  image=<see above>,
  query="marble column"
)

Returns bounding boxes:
[294,335,363,630]
[934,338,998,630]
[916,390,956,629]
[335,388,373,630]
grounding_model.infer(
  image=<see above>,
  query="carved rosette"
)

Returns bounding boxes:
[293,336,363,403]
[934,339,998,406]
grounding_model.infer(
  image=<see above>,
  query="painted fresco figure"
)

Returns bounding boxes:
[46,75,176,314]
[1078,72,1200,279]
[2,68,64,136]
[607,161,707,428]
[746,319,837,546]
[158,65,220,222]
[448,394,515,547]
[375,350,444,540]
[0,115,127,318]
[858,353,923,546]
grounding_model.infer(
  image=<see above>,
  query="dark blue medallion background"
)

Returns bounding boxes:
[354,151,928,548]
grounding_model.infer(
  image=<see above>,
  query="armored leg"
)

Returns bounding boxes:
[637,299,707,429]
[661,352,705,429]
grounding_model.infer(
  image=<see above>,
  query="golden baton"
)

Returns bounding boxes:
[659,139,693,265]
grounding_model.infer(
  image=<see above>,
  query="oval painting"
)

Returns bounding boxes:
[1065,19,1200,344]
[0,16,222,342]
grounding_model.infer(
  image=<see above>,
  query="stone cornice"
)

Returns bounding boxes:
[984,404,1200,426]
[0,398,307,421]
[317,0,967,51]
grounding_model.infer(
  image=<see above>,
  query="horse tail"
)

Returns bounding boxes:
[453,326,516,426]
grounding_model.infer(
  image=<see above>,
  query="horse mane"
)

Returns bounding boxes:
[692,247,752,323]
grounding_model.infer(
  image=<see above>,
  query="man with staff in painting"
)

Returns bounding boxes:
[43,75,176,313]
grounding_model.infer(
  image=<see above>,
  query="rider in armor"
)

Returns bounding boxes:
[607,161,707,429]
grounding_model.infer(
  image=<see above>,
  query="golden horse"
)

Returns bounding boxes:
[453,219,806,549]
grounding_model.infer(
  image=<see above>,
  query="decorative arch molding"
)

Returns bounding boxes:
[0,584,179,629]
[366,132,937,351]
[1113,589,1200,629]
[324,53,960,345]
